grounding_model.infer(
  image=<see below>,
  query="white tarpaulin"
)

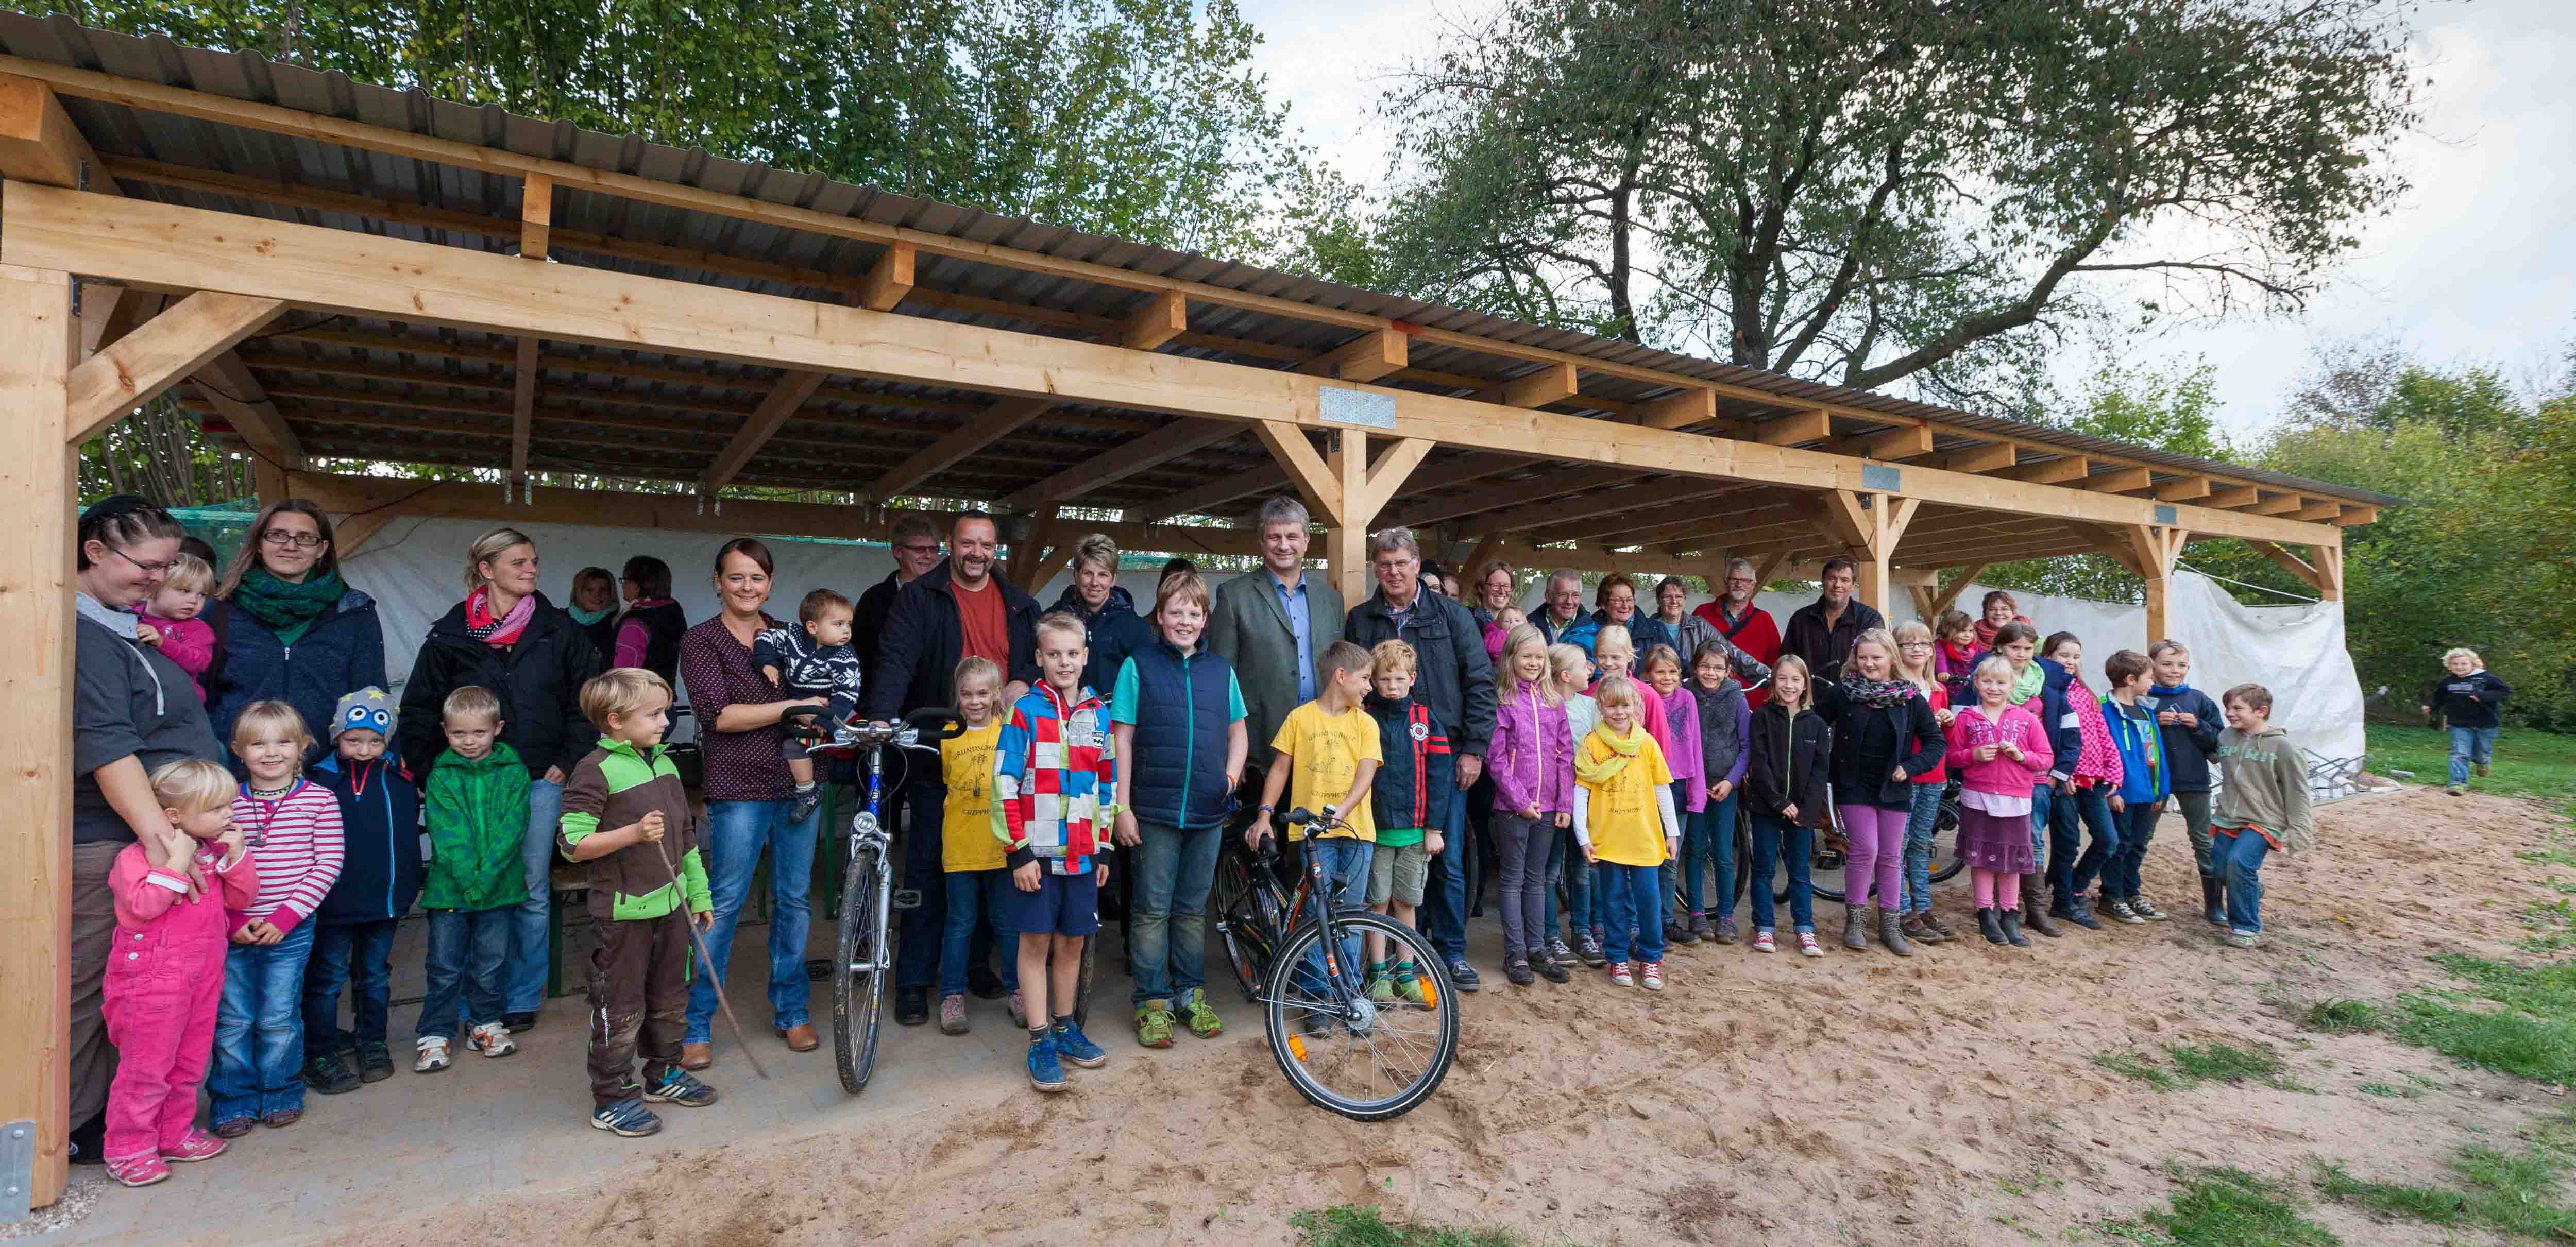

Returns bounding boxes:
[343,517,2363,766]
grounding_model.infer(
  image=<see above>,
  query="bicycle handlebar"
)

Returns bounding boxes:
[784,705,967,754]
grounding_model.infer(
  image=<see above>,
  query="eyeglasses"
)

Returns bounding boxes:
[99,544,181,576]
[260,530,327,550]
[1899,640,1934,648]
[893,542,940,555]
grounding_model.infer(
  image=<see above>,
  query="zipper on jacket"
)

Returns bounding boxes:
[1177,650,1194,828]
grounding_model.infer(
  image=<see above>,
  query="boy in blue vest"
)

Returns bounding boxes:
[1109,572,1249,1049]
[300,688,422,1094]
[2098,650,2173,923]
[1361,640,1453,1005]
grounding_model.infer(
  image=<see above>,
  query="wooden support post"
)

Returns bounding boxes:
[518,172,551,262]
[1251,422,1345,528]
[2313,543,2344,603]
[1814,490,1920,613]
[2126,526,2189,646]
[1316,430,1432,604]
[0,264,76,1211]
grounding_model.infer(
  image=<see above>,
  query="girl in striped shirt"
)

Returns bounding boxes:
[209,701,343,1137]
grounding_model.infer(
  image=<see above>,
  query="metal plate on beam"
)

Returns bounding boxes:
[1861,464,1903,492]
[1317,386,1396,431]
[1,1119,31,1221]
[2155,504,2178,526]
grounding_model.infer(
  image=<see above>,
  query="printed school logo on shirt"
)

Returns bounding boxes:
[941,722,1005,873]
[1272,701,1383,843]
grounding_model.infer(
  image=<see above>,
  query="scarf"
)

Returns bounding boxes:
[2148,681,2191,701]
[566,603,613,627]
[464,586,536,648]
[1574,720,1647,785]
[232,566,347,645]
[1938,639,1978,677]
[1839,672,1916,709]
[2009,660,2045,705]
[1973,613,2032,648]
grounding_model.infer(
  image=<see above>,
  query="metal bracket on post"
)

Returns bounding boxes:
[1,1118,33,1222]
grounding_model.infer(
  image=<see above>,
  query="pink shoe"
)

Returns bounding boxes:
[1606,960,1634,987]
[107,1153,171,1188]
[162,1131,229,1162]
[1752,931,1777,953]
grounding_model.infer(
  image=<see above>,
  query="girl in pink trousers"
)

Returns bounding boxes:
[103,758,258,1188]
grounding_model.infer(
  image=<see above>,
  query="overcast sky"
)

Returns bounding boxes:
[1233,0,2576,438]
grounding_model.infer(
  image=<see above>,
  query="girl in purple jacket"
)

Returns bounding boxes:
[1486,624,1573,985]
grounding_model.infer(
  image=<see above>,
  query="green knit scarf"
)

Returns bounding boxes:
[232,566,347,645]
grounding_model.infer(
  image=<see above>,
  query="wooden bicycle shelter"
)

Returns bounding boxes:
[0,13,2392,1212]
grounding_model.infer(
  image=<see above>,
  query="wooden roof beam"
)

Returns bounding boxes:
[2331,505,2380,527]
[866,395,1057,503]
[2294,499,2345,522]
[1295,328,1406,383]
[2154,475,2212,502]
[2005,457,2089,485]
[1395,465,1638,529]
[64,291,285,442]
[1001,418,1243,513]
[1119,290,1188,352]
[2206,484,2262,508]
[0,72,93,186]
[697,369,831,495]
[510,337,539,484]
[518,172,551,262]
[1934,442,2018,474]
[1480,362,1579,408]
[1130,460,1287,524]
[2249,493,2307,516]
[1757,408,1834,447]
[1635,387,1716,430]
[859,242,914,313]
[2080,466,2155,494]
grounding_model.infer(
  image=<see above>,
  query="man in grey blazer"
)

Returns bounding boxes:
[1208,494,1343,766]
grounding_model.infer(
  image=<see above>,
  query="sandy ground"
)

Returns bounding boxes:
[47,787,2576,1246]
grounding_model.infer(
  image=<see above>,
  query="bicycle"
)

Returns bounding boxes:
[787,705,964,1095]
[1226,806,1461,1121]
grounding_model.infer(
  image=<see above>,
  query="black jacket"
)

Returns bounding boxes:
[1346,588,1498,756]
[853,569,908,698]
[1052,583,1155,697]
[863,559,1042,720]
[1745,703,1832,829]
[2143,684,2225,793]
[397,590,602,781]
[1779,597,1885,684]
[1812,679,1946,809]
[2427,670,2511,730]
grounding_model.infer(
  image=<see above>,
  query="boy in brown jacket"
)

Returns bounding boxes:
[559,668,715,1137]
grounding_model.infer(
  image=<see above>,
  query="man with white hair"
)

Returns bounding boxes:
[1693,556,1784,708]
[1346,526,1498,991]
[1533,569,1597,653]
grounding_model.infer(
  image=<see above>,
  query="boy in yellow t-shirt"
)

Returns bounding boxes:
[936,657,1015,1035]
[1252,641,1381,1018]
[1573,676,1680,991]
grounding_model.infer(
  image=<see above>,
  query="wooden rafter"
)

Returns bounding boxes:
[1119,290,1188,352]
[1481,362,1578,408]
[868,396,1057,502]
[2080,466,2155,494]
[859,242,914,313]
[1130,460,1289,524]
[999,418,1242,513]
[698,369,830,495]
[510,336,539,484]
[1635,387,1716,430]
[1757,408,1833,446]
[1295,327,1407,383]
[2005,457,2089,485]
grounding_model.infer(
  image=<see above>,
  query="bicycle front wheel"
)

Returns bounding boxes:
[1263,912,1459,1121]
[831,841,888,1095]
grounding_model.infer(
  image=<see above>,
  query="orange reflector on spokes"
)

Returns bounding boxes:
[1421,980,1438,1006]
[1287,1035,1308,1062]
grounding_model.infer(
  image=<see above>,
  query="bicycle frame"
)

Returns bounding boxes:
[1254,813,1371,1016]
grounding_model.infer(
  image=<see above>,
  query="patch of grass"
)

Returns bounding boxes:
[2314,1117,2576,1241]
[2303,999,2381,1034]
[2101,1166,2340,1246]
[2523,898,2576,955]
[2093,1044,2308,1094]
[1290,1206,1545,1247]
[2389,954,2576,1084]
[2313,1161,2465,1226]
[2355,1082,2420,1099]
[2095,1051,2183,1091]
[2365,724,2576,805]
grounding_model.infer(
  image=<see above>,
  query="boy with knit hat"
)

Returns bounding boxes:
[300,687,422,1092]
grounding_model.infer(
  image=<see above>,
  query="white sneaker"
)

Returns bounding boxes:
[468,1021,517,1058]
[414,1035,451,1072]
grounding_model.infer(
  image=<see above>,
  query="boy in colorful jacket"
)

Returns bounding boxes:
[302,688,422,1093]
[992,613,1120,1093]
[1361,640,1453,1002]
[560,669,715,1139]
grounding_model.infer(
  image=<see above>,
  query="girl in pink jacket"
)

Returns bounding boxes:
[1945,655,2055,948]
[1486,624,1573,984]
[103,759,259,1188]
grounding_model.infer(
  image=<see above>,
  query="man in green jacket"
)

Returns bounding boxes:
[416,686,532,1071]
[1208,495,1345,763]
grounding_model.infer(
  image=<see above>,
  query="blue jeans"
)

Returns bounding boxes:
[2218,828,2272,933]
[687,797,821,1044]
[2048,783,2119,906]
[1413,797,1470,963]
[302,918,398,1055]
[1129,820,1223,1007]
[1296,838,1374,995]
[505,777,564,1013]
[2450,726,2499,785]
[1600,863,1664,964]
[210,919,316,1123]
[939,870,1019,998]
[1543,823,1594,943]
[2104,798,2165,900]
[1683,794,1739,918]
[2028,781,2054,863]
[1749,815,1815,933]
[417,906,511,1041]
[1898,782,1945,912]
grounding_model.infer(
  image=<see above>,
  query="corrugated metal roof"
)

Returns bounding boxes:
[0,10,2403,511]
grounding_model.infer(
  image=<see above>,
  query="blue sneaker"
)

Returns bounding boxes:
[643,1064,718,1107]
[590,1096,662,1138]
[1052,1020,1108,1069]
[1026,1037,1067,1092]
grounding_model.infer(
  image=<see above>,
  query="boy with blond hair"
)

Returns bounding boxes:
[993,613,1120,1091]
[1360,639,1451,1002]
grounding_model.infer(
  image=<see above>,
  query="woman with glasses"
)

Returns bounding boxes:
[209,500,386,768]
[69,496,228,1163]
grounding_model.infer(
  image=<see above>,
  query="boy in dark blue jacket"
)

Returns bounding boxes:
[2424,646,2512,796]
[1362,640,1454,1001]
[300,688,423,1092]
[2144,641,2227,923]
[2099,651,2173,920]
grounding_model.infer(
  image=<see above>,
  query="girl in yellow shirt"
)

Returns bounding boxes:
[1573,677,1681,990]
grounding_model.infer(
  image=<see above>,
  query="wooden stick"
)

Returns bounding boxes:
[647,834,771,1081]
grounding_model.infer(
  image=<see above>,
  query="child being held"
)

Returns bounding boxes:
[2211,684,2313,948]
[299,689,422,1096]
[994,613,1120,1092]
[100,759,258,1187]
[1483,603,1527,663]
[1361,640,1453,1002]
[415,686,531,1074]
[211,702,342,1138]
[559,668,717,1138]
[1572,676,1681,990]
[937,657,1018,1036]
[133,552,218,701]
[756,588,864,824]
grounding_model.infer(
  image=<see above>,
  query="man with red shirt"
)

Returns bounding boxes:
[1694,557,1782,708]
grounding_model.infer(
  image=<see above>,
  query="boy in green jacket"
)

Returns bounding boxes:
[416,686,532,1072]
[560,669,716,1138]
[2210,683,2315,949]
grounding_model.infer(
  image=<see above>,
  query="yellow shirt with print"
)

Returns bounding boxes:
[941,722,1006,872]
[1270,701,1383,843]
[1580,729,1674,866]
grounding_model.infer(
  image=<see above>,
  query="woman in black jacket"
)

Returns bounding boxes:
[395,526,600,1030]
[1744,655,1833,955]
[1812,628,1945,956]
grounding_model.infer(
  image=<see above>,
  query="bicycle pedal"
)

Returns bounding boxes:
[891,889,923,911]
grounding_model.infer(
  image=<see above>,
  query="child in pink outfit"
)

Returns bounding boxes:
[134,554,218,701]
[102,758,259,1188]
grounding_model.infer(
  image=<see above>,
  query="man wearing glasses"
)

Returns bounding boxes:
[855,513,946,694]
[1693,557,1785,708]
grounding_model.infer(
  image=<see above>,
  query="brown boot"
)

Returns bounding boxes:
[2019,875,2060,938]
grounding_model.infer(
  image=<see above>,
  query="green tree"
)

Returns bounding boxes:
[1363,0,2421,407]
